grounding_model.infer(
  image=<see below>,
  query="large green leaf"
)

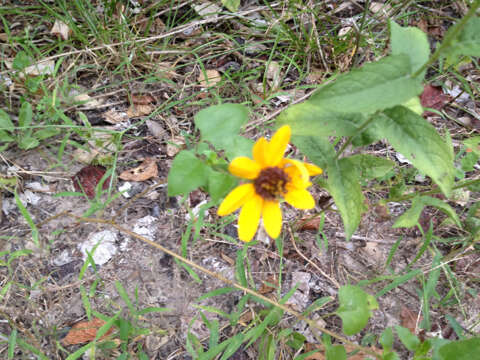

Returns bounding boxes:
[390,21,430,77]
[393,196,461,228]
[207,169,236,203]
[309,54,423,113]
[395,325,420,351]
[167,150,209,196]
[194,103,248,150]
[277,102,367,138]
[336,285,378,336]
[438,338,480,360]
[325,158,366,240]
[444,17,480,63]
[225,135,254,160]
[342,154,395,180]
[290,134,336,169]
[375,106,454,196]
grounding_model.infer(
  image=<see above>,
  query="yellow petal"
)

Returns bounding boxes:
[262,200,282,239]
[238,194,263,242]
[284,188,315,209]
[265,125,291,166]
[283,158,309,185]
[217,183,254,216]
[305,162,323,176]
[253,137,268,168]
[229,157,261,179]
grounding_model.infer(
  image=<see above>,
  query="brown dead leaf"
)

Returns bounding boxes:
[119,158,158,181]
[400,306,421,334]
[258,275,278,295]
[132,94,156,105]
[198,69,221,87]
[63,318,114,345]
[166,136,185,157]
[220,252,235,266]
[72,165,111,199]
[420,84,451,115]
[103,109,127,124]
[50,19,71,40]
[298,217,321,231]
[304,343,382,360]
[146,119,166,139]
[0,33,8,42]
[127,104,154,118]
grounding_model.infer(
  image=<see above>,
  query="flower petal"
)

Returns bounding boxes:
[253,137,268,168]
[262,200,282,239]
[217,183,254,216]
[284,188,315,209]
[238,194,263,242]
[283,159,309,185]
[265,125,291,166]
[229,157,261,179]
[305,162,323,176]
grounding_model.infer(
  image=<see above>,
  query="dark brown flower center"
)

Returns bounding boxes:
[254,167,290,200]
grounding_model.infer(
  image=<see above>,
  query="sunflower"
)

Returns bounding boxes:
[217,125,322,242]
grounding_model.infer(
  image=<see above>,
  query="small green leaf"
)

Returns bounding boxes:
[309,55,423,114]
[13,51,32,70]
[393,196,461,228]
[34,127,60,140]
[18,102,33,128]
[207,169,236,202]
[0,131,14,142]
[194,103,248,150]
[167,150,209,196]
[17,136,39,150]
[375,106,454,196]
[395,325,420,351]
[390,21,430,77]
[336,285,378,336]
[326,345,346,360]
[343,154,395,180]
[379,328,394,352]
[221,0,240,12]
[463,136,480,156]
[325,158,366,240]
[0,109,14,132]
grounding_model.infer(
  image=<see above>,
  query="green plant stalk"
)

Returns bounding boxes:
[335,113,377,160]
[412,0,480,78]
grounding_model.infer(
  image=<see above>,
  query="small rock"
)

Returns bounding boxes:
[78,230,118,266]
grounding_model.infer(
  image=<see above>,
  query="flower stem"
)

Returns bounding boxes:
[335,113,377,160]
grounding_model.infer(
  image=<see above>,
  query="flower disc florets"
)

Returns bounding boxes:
[254,167,290,200]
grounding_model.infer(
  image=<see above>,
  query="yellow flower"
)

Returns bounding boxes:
[217,125,322,242]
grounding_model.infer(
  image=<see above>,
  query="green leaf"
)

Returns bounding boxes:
[343,154,395,180]
[13,51,32,70]
[34,127,60,140]
[374,106,454,196]
[290,134,336,170]
[326,345,346,360]
[463,136,480,156]
[18,102,33,128]
[336,285,378,336]
[325,158,366,240]
[17,136,39,150]
[390,21,430,77]
[278,102,367,137]
[395,325,420,351]
[0,109,14,132]
[444,17,480,63]
[221,0,240,12]
[465,202,480,236]
[8,329,17,359]
[309,55,423,113]
[0,131,14,142]
[207,169,236,203]
[167,150,209,196]
[225,135,254,160]
[393,196,461,228]
[194,103,248,150]
[379,328,394,352]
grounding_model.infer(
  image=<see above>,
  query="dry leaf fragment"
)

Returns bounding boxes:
[132,94,156,105]
[420,84,451,116]
[63,318,114,345]
[103,109,128,124]
[146,119,166,139]
[72,165,111,199]
[119,158,158,181]
[127,104,154,118]
[400,306,421,334]
[23,60,55,77]
[50,19,72,40]
[166,136,185,157]
[369,2,393,17]
[266,61,281,90]
[198,69,221,87]
[73,92,102,108]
